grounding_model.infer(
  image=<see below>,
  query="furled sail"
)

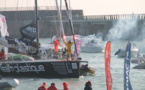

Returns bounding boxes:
[19,20,37,45]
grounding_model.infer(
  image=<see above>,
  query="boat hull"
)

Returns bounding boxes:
[0,60,87,78]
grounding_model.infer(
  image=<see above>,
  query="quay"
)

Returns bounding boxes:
[0,6,145,40]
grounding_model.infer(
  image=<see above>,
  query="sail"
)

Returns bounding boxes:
[124,42,132,90]
[0,14,9,37]
[19,20,37,45]
[105,41,112,90]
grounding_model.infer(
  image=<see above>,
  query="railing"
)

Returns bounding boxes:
[84,14,145,20]
[47,14,145,21]
[0,6,66,11]
[1,7,145,21]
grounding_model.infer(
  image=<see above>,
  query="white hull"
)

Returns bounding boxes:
[117,48,139,58]
[81,46,103,53]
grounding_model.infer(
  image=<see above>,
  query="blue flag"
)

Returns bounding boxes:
[124,42,133,90]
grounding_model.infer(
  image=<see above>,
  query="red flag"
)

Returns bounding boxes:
[54,39,60,52]
[105,41,112,90]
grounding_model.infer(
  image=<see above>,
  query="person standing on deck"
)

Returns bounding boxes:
[0,49,6,61]
[63,39,74,60]
[54,39,61,52]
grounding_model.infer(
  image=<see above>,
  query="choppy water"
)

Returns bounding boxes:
[1,39,145,90]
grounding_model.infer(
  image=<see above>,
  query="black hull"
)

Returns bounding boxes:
[0,60,87,78]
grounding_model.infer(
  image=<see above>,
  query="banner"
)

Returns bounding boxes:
[74,39,82,60]
[0,14,9,37]
[105,41,112,90]
[124,42,132,90]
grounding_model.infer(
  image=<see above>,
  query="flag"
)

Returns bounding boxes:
[74,40,82,60]
[124,42,132,90]
[105,41,112,90]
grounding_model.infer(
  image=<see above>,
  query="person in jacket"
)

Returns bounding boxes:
[0,49,6,60]
[47,83,58,90]
[63,82,69,90]
[84,81,92,90]
[63,40,74,60]
[38,83,47,90]
[54,39,61,52]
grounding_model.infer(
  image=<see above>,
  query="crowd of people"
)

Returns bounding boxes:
[38,82,69,90]
[40,48,67,60]
[38,81,92,90]
[40,38,76,60]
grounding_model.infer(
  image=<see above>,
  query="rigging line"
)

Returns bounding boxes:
[13,0,19,37]
[41,0,54,37]
[50,0,59,38]
[60,0,65,37]
[4,0,6,10]
[56,0,65,38]
[44,0,59,38]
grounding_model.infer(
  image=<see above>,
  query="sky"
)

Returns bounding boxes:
[0,0,145,15]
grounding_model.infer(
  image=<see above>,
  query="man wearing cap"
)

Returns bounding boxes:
[63,82,69,90]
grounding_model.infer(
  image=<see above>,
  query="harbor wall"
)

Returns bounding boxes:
[1,10,145,40]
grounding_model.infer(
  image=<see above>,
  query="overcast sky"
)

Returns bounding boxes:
[0,0,145,15]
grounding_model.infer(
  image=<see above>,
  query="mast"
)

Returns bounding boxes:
[35,0,39,51]
[64,0,78,56]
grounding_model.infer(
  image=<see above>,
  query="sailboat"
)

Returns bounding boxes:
[0,0,90,78]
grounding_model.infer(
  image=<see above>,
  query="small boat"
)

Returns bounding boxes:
[133,62,145,69]
[115,43,139,58]
[80,64,95,76]
[133,54,145,69]
[81,39,103,53]
[0,78,19,90]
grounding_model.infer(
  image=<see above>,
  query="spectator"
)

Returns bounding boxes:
[38,83,47,90]
[63,82,69,90]
[84,81,92,90]
[47,83,58,90]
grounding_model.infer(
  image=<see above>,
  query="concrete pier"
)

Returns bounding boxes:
[0,7,145,40]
